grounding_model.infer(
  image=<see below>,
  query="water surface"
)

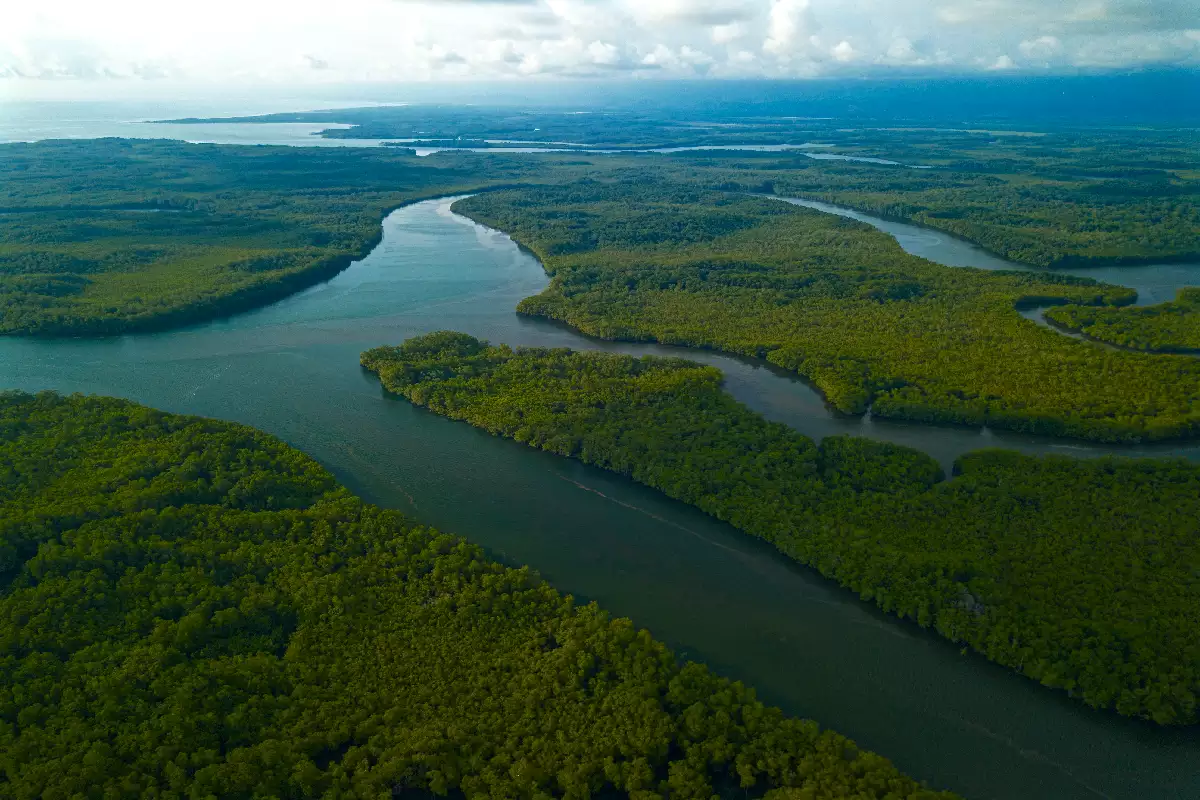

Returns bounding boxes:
[0,99,387,146]
[0,105,916,161]
[776,196,1199,306]
[3,198,1199,800]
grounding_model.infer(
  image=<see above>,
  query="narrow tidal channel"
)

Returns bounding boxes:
[2,197,1198,800]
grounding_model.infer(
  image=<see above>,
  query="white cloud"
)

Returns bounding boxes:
[1,0,1197,87]
[711,22,746,45]
[764,0,816,56]
[831,40,857,62]
[623,0,750,26]
[1019,35,1062,58]
[641,44,674,67]
[885,37,917,61]
[586,41,622,66]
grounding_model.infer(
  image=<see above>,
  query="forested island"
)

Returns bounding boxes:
[3,132,1195,337]
[1046,288,1200,353]
[363,332,1200,725]
[0,390,954,799]
[762,127,1199,268]
[452,186,1200,442]
[167,103,1200,268]
[5,83,1200,800]
[6,136,1195,442]
[0,139,546,336]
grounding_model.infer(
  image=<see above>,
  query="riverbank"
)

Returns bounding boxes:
[364,332,1200,724]
[771,192,1200,272]
[452,186,1200,445]
[6,197,1199,799]
[4,391,960,799]
[0,139,560,337]
[771,195,1200,358]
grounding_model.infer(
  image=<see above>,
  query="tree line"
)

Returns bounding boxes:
[454,184,1200,443]
[364,332,1200,725]
[0,390,953,799]
[6,130,1196,337]
[1046,288,1200,353]
[0,139,554,336]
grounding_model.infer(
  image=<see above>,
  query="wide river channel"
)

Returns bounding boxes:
[3,196,1198,800]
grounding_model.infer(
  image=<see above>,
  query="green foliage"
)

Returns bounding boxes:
[7,120,1197,338]
[809,126,1200,266]
[765,165,1200,269]
[183,106,1200,267]
[1046,288,1200,353]
[453,184,1200,443]
[0,391,952,799]
[365,334,1200,725]
[0,140,550,336]
[5,127,1195,338]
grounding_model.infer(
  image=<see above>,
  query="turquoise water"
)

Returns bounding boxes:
[3,197,1199,800]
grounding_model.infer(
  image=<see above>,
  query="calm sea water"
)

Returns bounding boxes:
[0,101,925,161]
[3,196,1199,800]
[0,99,385,146]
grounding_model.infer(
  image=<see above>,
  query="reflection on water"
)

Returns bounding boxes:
[3,197,1199,800]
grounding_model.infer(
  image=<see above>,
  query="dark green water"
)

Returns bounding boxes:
[3,197,1198,799]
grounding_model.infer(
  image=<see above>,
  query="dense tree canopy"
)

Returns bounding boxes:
[188,107,1200,267]
[0,390,953,799]
[4,127,1195,336]
[0,140,555,336]
[6,113,1199,798]
[761,130,1200,268]
[364,333,1200,725]
[453,185,1200,442]
[1046,288,1200,353]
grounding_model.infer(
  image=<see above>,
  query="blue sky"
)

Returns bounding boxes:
[2,0,1197,89]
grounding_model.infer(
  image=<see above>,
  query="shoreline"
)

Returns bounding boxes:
[449,201,1200,449]
[769,191,1200,272]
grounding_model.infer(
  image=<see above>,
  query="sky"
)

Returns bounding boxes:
[2,0,1198,92]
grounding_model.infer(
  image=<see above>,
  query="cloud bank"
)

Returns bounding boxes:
[2,0,1197,83]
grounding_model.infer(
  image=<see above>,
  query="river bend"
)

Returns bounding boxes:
[2,197,1198,800]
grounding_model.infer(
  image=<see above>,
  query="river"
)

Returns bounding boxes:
[774,197,1200,306]
[2,197,1198,800]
